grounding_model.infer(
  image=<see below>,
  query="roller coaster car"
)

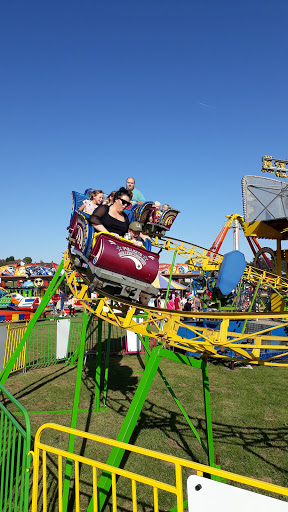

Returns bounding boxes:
[68,193,159,302]
[129,202,180,237]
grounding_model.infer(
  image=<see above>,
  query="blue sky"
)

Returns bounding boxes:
[1,1,288,265]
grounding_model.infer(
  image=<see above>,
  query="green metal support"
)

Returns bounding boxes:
[94,317,102,412]
[0,260,65,385]
[139,336,208,455]
[231,277,244,308]
[87,346,162,512]
[87,344,217,512]
[164,250,177,307]
[103,322,111,408]
[0,383,31,512]
[68,304,98,365]
[62,310,88,511]
[241,279,261,334]
[144,334,150,366]
[201,358,215,467]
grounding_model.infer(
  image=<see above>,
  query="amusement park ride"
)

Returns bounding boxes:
[2,156,288,510]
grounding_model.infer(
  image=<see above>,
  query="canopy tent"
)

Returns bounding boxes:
[152,274,187,290]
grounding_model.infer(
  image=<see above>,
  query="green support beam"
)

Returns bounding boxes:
[87,346,162,512]
[103,322,111,408]
[62,310,88,511]
[140,336,208,455]
[94,317,102,412]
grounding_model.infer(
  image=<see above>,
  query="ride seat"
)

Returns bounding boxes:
[69,191,89,225]
[136,202,154,225]
[124,204,140,223]
[142,239,152,251]
[158,208,180,229]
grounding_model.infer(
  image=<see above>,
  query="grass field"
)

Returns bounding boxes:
[3,328,288,510]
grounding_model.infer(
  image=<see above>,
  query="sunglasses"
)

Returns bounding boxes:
[119,198,131,207]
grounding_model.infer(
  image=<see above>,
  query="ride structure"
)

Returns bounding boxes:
[68,191,180,303]
[2,169,288,510]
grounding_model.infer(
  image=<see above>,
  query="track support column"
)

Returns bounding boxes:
[87,345,162,512]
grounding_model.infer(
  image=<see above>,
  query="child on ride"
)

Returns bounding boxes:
[124,221,151,247]
[79,190,104,214]
[124,221,145,247]
[103,191,116,206]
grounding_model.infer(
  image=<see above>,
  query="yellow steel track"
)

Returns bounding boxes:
[64,244,288,367]
[152,235,288,292]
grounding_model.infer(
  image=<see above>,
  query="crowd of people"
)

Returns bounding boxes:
[148,291,202,312]
[78,177,172,245]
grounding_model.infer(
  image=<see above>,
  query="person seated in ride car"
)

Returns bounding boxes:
[79,190,104,214]
[153,201,162,221]
[89,187,132,238]
[103,190,116,206]
[162,203,170,212]
[125,221,151,247]
[126,177,145,205]
[124,221,145,247]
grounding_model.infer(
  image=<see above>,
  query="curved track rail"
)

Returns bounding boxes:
[152,235,288,292]
[64,234,288,366]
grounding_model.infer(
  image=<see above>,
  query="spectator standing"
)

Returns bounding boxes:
[166,294,175,310]
[183,298,192,312]
[59,290,67,317]
[154,293,161,308]
[174,292,181,310]
[67,294,75,317]
[126,177,145,204]
[192,294,202,312]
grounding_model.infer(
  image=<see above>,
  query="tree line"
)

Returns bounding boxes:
[0,256,33,266]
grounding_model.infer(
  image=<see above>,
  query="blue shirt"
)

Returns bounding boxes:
[132,187,145,203]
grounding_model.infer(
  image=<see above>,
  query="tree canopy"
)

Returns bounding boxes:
[23,257,32,264]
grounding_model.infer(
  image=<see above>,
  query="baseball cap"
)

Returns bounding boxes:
[129,221,142,232]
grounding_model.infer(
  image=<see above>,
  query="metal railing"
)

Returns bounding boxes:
[4,316,168,377]
[4,323,28,374]
[25,318,83,368]
[31,422,288,512]
[0,384,31,512]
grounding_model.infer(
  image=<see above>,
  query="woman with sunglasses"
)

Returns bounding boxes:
[89,187,132,238]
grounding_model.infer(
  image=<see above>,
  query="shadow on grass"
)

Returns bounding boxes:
[8,364,76,403]
[4,351,288,512]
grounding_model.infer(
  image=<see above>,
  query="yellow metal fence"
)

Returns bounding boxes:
[4,322,28,373]
[31,423,288,512]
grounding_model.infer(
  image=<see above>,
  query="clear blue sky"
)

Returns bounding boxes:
[1,1,288,264]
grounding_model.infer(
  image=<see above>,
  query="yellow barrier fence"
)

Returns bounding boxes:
[3,322,28,373]
[31,423,288,512]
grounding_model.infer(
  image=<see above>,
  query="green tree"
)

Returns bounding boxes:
[23,257,32,264]
[6,256,15,262]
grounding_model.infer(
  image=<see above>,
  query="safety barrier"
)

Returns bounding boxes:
[0,383,31,512]
[2,323,28,374]
[2,315,165,377]
[31,422,288,512]
[25,317,83,368]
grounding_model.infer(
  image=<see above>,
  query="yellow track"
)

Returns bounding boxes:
[152,235,288,292]
[64,243,288,367]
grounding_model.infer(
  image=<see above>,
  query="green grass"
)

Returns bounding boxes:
[3,340,288,511]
